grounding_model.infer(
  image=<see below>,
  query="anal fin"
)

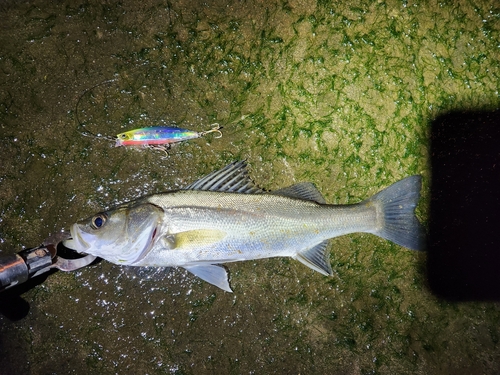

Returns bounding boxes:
[295,241,333,276]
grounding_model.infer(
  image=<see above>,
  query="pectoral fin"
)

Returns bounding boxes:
[295,241,333,276]
[184,264,233,292]
[162,229,226,250]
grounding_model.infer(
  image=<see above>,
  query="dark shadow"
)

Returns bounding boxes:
[427,109,500,301]
[0,270,54,321]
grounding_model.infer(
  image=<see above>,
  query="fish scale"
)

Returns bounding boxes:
[138,191,376,267]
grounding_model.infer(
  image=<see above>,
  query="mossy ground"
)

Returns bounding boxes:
[1,0,499,374]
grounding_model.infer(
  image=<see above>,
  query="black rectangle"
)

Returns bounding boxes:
[428,109,500,301]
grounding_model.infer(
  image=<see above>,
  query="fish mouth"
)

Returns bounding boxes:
[63,223,91,253]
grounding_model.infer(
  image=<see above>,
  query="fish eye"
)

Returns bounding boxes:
[91,213,107,229]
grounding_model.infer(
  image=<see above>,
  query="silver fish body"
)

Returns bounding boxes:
[64,161,424,292]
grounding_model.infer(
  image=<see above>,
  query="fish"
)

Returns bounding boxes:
[63,161,425,292]
[115,124,222,151]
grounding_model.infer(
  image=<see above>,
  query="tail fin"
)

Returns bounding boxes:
[368,176,425,251]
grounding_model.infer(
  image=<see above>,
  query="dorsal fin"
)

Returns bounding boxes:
[184,160,264,194]
[272,182,326,204]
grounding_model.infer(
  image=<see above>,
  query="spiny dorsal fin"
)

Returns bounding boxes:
[183,160,264,194]
[295,241,333,276]
[272,182,326,204]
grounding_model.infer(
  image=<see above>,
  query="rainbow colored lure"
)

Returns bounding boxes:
[115,124,222,151]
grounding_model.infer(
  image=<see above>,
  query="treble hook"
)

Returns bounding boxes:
[199,124,223,139]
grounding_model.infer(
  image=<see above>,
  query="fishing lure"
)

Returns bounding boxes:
[115,124,223,151]
[75,79,223,154]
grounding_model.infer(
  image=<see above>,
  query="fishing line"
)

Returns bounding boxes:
[75,78,118,142]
